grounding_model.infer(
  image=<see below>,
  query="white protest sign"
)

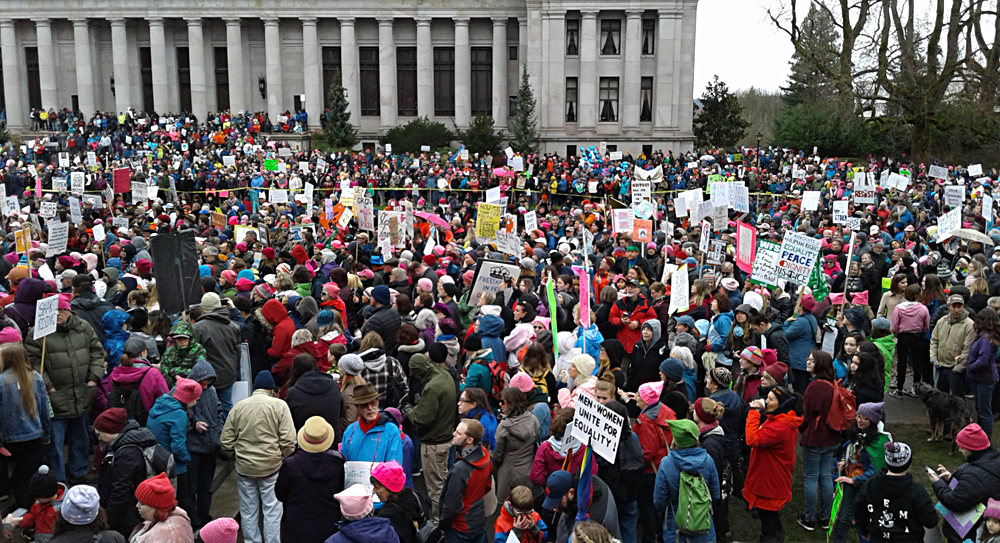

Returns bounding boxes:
[338,208,354,228]
[944,186,964,208]
[112,217,129,230]
[33,294,60,340]
[632,180,651,205]
[40,201,57,219]
[357,197,375,231]
[802,191,821,211]
[58,152,70,167]
[131,182,148,205]
[775,231,822,285]
[682,188,702,216]
[92,224,105,244]
[304,182,314,204]
[45,221,69,257]
[751,239,782,286]
[928,165,949,180]
[969,164,984,177]
[504,147,514,160]
[707,239,727,265]
[609,151,623,161]
[570,393,624,463]
[712,205,728,232]
[709,182,730,206]
[612,209,633,234]
[343,461,376,490]
[668,263,690,315]
[731,183,750,213]
[695,200,713,221]
[68,197,82,225]
[937,207,961,241]
[270,189,289,204]
[853,172,876,204]
[53,178,66,192]
[524,210,538,233]
[699,220,711,253]
[468,259,522,305]
[847,217,862,231]
[70,172,85,195]
[832,200,849,224]
[86,152,97,167]
[223,155,236,167]
[511,157,523,172]
[4,195,17,217]
[984,194,994,227]
[486,186,502,204]
[889,173,909,191]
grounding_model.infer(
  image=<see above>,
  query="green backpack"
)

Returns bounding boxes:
[674,470,713,535]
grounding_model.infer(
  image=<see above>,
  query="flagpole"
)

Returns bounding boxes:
[840,231,857,317]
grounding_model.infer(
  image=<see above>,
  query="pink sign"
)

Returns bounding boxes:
[735,221,757,274]
[577,266,591,327]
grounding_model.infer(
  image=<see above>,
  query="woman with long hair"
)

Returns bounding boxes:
[876,273,908,319]
[843,351,885,405]
[829,403,892,543]
[918,274,946,326]
[722,304,758,368]
[890,284,930,397]
[457,387,498,450]
[0,341,50,509]
[834,331,865,382]
[679,279,713,321]
[798,350,841,531]
[521,342,558,406]
[968,307,1000,436]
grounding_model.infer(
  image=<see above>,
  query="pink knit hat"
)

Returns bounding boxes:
[508,372,535,393]
[0,326,22,343]
[371,460,405,493]
[335,484,374,520]
[417,278,433,292]
[221,270,237,284]
[58,293,72,310]
[199,518,239,543]
[503,324,536,352]
[638,381,663,406]
[956,423,991,451]
[173,377,203,405]
[985,498,1000,521]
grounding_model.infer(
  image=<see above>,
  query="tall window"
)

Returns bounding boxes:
[359,47,380,116]
[470,47,492,116]
[397,47,417,116]
[599,77,619,122]
[642,19,656,55]
[140,47,154,113]
[214,47,229,112]
[600,20,621,55]
[433,47,455,116]
[565,77,578,122]
[640,76,653,122]
[25,47,41,110]
[566,19,579,55]
[177,47,191,113]
[321,46,341,108]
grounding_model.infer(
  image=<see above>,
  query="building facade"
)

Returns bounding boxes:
[0,0,698,154]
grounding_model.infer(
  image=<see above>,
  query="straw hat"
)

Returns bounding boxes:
[297,416,335,453]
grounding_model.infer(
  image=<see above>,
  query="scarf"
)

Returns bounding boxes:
[359,415,378,434]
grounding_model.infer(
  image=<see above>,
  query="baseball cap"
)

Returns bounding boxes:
[542,471,575,510]
[948,294,965,305]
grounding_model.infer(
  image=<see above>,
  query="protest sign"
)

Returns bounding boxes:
[984,194,994,227]
[468,258,521,305]
[524,210,538,233]
[847,217,861,230]
[344,461,376,491]
[15,228,29,254]
[233,225,258,244]
[633,219,652,243]
[58,152,69,167]
[486,186,502,204]
[71,172,85,195]
[854,172,876,204]
[569,393,625,463]
[632,180,651,204]
[113,168,130,193]
[674,198,688,218]
[695,200,713,221]
[712,205,728,231]
[938,207,961,241]
[802,191,821,211]
[92,224,105,245]
[732,183,750,213]
[476,203,502,240]
[775,231,822,285]
[944,186,964,208]
[33,294,60,341]
[4,195,16,218]
[40,201,57,219]
[68,197,82,225]
[709,182,730,206]
[928,165,949,180]
[612,209,633,234]
[633,200,654,220]
[750,239,782,286]
[304,182,314,205]
[338,208,354,228]
[223,155,236,167]
[609,151,622,161]
[736,221,756,273]
[53,178,66,193]
[45,222,69,257]
[264,159,278,171]
[357,197,375,231]
[969,164,984,177]
[707,239,726,265]
[212,212,226,229]
[832,200,849,224]
[87,152,97,166]
[131,182,148,205]
[270,189,288,204]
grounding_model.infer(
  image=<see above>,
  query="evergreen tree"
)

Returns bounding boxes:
[780,4,841,107]
[509,65,538,154]
[693,76,749,148]
[322,71,359,150]
[459,115,505,156]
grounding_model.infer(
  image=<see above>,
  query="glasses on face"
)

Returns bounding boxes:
[458,398,472,404]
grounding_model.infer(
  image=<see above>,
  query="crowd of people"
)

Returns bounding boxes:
[0,107,999,543]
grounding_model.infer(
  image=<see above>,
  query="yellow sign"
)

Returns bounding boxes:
[14,228,29,254]
[476,203,502,240]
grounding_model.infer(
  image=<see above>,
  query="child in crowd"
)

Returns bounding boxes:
[1,465,65,543]
[494,486,547,543]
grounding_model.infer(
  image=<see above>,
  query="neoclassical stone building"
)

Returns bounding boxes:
[0,0,698,153]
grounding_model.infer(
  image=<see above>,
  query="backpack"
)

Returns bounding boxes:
[119,442,176,489]
[485,359,509,403]
[108,369,151,426]
[673,469,713,535]
[826,381,857,432]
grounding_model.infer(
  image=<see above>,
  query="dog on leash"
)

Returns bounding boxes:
[913,382,976,453]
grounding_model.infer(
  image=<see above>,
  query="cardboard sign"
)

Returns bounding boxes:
[476,203,502,240]
[45,221,69,257]
[33,294,60,340]
[668,264,689,315]
[853,172,876,204]
[524,210,538,233]
[270,189,289,204]
[928,165,949,180]
[212,212,227,229]
[633,219,653,243]
[468,258,522,305]
[750,239,782,286]
[944,185,964,208]
[832,200,849,224]
[712,205,728,231]
[938,207,961,241]
[569,393,625,463]
[802,191,821,211]
[775,231,822,285]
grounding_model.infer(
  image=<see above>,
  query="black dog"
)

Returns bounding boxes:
[913,382,976,453]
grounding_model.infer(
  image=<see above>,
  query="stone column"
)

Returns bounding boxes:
[377,18,396,129]
[109,18,131,114]
[415,17,433,118]
[621,10,643,131]
[147,18,169,114]
[677,1,698,137]
[578,11,597,129]
[33,19,58,111]
[454,17,470,129]
[525,9,543,129]
[262,18,283,120]
[654,12,677,130]
[224,18,246,115]
[518,18,527,68]
[491,18,507,128]
[301,17,321,129]
[185,18,208,120]
[545,13,564,132]
[70,18,95,117]
[339,18,359,126]
[0,20,24,127]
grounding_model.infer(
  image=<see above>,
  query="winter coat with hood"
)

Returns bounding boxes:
[552,332,581,386]
[263,298,295,363]
[743,404,803,511]
[439,444,492,535]
[758,324,790,366]
[930,310,975,370]
[286,370,343,438]
[625,320,666,392]
[494,498,548,543]
[609,293,654,354]
[529,434,597,488]
[273,340,329,391]
[395,338,425,373]
[97,422,159,537]
[890,300,930,335]
[377,487,424,543]
[17,482,65,538]
[461,347,496,398]
[275,448,346,543]
[25,312,104,419]
[158,321,208,388]
[633,402,676,473]
[107,360,169,414]
[552,475,620,543]
[782,311,818,372]
[654,446,721,543]
[101,310,131,373]
[854,470,937,542]
[7,278,46,337]
[478,315,508,363]
[405,353,457,445]
[324,516,400,543]
[361,305,403,356]
[185,360,222,455]
[493,410,541,500]
[69,289,116,344]
[128,507,194,543]
[932,448,1000,542]
[102,267,121,302]
[191,307,241,389]
[296,296,320,339]
[341,411,404,465]
[146,393,192,474]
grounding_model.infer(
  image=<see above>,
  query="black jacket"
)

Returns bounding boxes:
[554,476,620,543]
[50,529,125,543]
[854,471,937,542]
[626,337,666,392]
[378,487,424,543]
[285,371,344,441]
[362,305,402,357]
[70,291,115,344]
[932,448,1000,542]
[275,449,346,543]
[98,422,158,538]
[761,325,790,366]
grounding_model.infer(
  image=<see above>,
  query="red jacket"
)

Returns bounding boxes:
[494,499,545,543]
[632,402,676,473]
[609,295,654,354]
[18,485,65,535]
[262,299,295,361]
[274,341,330,394]
[529,439,597,487]
[743,409,803,511]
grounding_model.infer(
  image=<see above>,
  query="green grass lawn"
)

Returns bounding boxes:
[726,424,973,543]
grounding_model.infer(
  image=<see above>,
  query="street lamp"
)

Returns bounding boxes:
[755,131,763,171]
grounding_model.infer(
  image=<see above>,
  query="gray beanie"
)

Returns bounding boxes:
[340,354,365,376]
[61,485,101,525]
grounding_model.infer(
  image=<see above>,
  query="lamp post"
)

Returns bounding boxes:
[755,131,763,171]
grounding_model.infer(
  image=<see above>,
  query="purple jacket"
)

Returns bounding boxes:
[966,334,999,384]
[5,278,46,337]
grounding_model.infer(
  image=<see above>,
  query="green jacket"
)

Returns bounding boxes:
[405,355,457,445]
[869,334,896,393]
[457,290,477,330]
[25,313,105,419]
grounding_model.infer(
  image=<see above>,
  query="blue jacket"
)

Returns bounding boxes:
[708,312,734,352]
[461,349,496,399]
[783,313,818,371]
[575,324,604,362]
[0,369,50,443]
[147,394,191,473]
[185,360,223,455]
[478,315,507,363]
[654,447,721,543]
[464,408,498,449]
[341,412,404,465]
[102,310,131,372]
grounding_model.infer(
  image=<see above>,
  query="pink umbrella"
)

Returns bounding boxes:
[415,211,450,228]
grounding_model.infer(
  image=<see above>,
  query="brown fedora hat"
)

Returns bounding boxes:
[350,382,382,405]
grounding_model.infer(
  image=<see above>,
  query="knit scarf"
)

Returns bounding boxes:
[359,415,378,434]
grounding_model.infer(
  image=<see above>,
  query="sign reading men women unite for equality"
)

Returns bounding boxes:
[570,393,625,463]
[775,231,823,285]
